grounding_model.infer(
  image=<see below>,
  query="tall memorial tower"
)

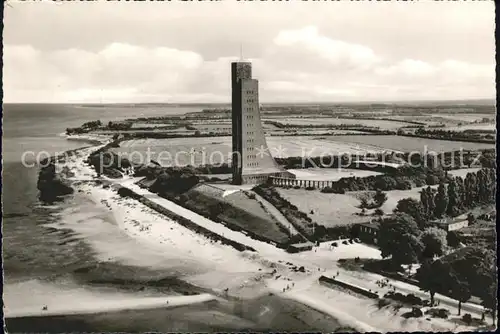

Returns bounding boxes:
[231,61,292,185]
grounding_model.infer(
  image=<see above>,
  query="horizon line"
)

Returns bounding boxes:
[3,98,496,106]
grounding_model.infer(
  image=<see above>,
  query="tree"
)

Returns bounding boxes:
[480,279,498,326]
[374,208,384,216]
[449,275,471,315]
[378,213,423,265]
[420,189,430,217]
[464,173,478,207]
[313,224,327,240]
[425,187,436,218]
[373,189,388,208]
[416,259,452,306]
[455,176,466,211]
[446,230,461,248]
[466,213,475,225]
[446,178,461,217]
[434,183,448,218]
[397,233,424,267]
[420,227,448,260]
[394,198,427,228]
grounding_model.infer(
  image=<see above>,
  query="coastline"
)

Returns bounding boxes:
[14,133,480,332]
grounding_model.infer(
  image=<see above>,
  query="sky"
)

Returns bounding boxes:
[3,0,496,103]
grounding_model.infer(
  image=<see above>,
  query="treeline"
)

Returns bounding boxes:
[420,168,496,219]
[116,131,230,140]
[407,128,495,143]
[375,211,497,324]
[341,116,426,126]
[264,120,396,134]
[106,121,133,131]
[320,165,452,194]
[66,120,102,134]
[270,131,395,137]
[388,168,496,233]
[275,149,495,171]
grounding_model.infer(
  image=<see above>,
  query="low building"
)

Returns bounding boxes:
[431,218,469,232]
[286,241,315,253]
[358,221,380,244]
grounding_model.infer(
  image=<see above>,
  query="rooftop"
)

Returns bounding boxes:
[290,241,315,248]
[359,221,381,230]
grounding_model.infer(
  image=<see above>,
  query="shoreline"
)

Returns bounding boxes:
[20,133,484,332]
[5,294,217,319]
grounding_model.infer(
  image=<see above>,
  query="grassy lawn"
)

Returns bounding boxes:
[183,187,291,244]
[277,188,370,227]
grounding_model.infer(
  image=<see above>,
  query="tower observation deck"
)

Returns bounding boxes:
[231,62,293,185]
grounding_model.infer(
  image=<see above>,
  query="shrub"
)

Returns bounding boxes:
[425,308,450,319]
[414,179,425,187]
[462,313,472,324]
[178,194,189,203]
[305,186,316,191]
[411,307,423,317]
[405,294,423,306]
[426,174,440,185]
[293,185,301,189]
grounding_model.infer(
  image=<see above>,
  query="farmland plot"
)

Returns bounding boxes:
[112,136,386,166]
[263,117,408,129]
[112,135,493,167]
[442,123,496,132]
[328,135,494,153]
[277,189,368,227]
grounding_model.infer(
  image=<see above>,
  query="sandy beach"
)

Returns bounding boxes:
[5,137,483,332]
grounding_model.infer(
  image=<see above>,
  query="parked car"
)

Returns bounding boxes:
[342,241,348,245]
[331,242,338,247]
[354,238,361,243]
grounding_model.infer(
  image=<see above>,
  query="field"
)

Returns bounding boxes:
[287,168,382,181]
[112,136,385,166]
[269,129,370,135]
[112,135,494,166]
[277,188,367,227]
[442,123,496,132]
[376,113,495,128]
[277,167,483,227]
[263,117,409,129]
[131,123,175,129]
[323,135,494,153]
[428,114,495,123]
